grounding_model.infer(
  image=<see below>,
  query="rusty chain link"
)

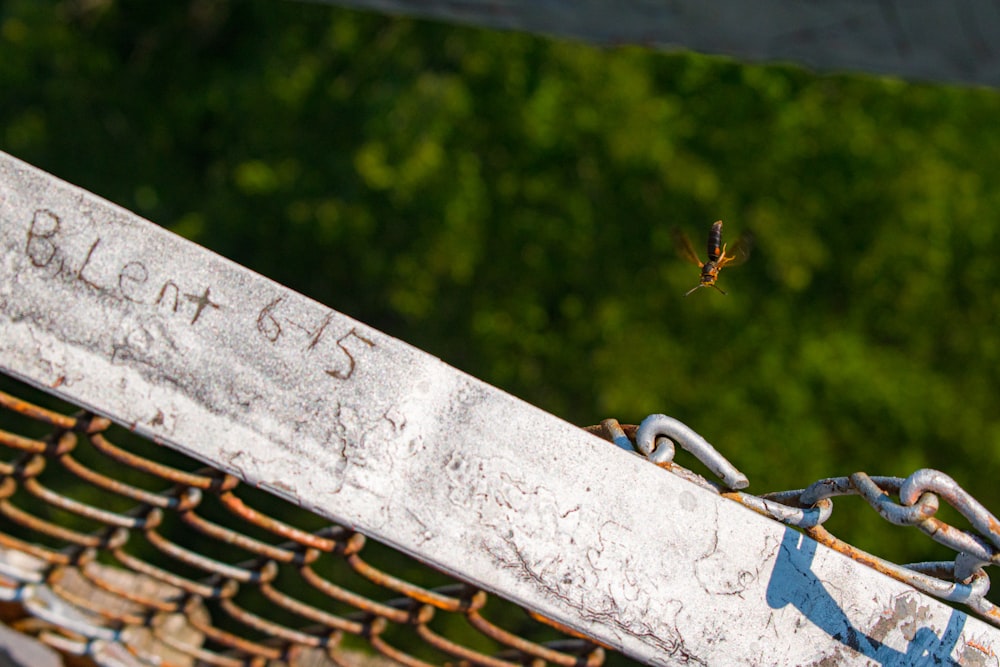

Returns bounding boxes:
[589,414,1000,631]
[0,381,606,667]
[4,372,1000,666]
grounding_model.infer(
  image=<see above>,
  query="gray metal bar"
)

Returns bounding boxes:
[1,151,997,665]
[317,0,1000,87]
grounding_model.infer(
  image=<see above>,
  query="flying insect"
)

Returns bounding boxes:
[673,220,753,296]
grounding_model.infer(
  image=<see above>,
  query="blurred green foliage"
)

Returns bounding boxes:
[4,0,1000,655]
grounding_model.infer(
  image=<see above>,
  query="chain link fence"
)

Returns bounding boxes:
[0,375,608,667]
[5,366,1000,666]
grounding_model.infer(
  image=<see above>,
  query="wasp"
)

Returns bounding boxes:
[673,220,753,296]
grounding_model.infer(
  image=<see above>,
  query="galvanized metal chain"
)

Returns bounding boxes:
[589,414,1000,630]
[0,383,605,667]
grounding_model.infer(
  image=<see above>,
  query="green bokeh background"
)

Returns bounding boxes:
[3,1,1000,662]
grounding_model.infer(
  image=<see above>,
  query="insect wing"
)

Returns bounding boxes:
[724,230,754,268]
[672,228,703,267]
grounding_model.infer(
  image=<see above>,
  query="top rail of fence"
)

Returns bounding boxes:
[2,151,999,665]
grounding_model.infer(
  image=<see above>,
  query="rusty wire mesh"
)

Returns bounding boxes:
[8,350,997,667]
[0,374,607,667]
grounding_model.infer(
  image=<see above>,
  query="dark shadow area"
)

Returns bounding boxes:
[767,527,965,666]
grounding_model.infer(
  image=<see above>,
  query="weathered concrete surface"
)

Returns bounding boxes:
[2,151,998,665]
[320,0,1000,87]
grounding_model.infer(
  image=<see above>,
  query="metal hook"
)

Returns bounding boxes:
[634,414,749,490]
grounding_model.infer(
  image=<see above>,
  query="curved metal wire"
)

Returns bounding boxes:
[0,387,605,667]
[5,377,1000,665]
